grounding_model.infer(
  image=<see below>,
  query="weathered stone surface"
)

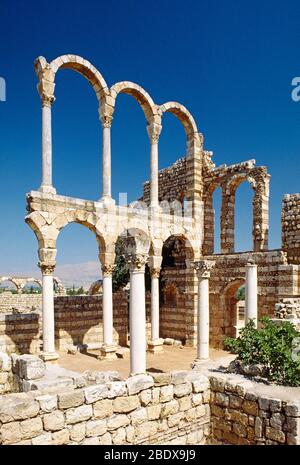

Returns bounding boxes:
[93,399,113,419]
[108,381,127,398]
[265,426,286,443]
[0,421,22,444]
[171,370,189,385]
[86,419,107,437]
[113,395,140,413]
[107,414,130,431]
[140,389,152,406]
[0,352,12,372]
[112,427,126,444]
[174,382,192,398]
[52,428,70,445]
[284,401,300,417]
[20,417,43,440]
[242,400,258,416]
[69,422,86,442]
[43,410,65,431]
[161,400,179,418]
[147,404,161,420]
[0,395,39,422]
[160,385,174,403]
[84,384,108,403]
[31,432,52,445]
[130,407,148,425]
[16,355,45,380]
[179,396,192,412]
[135,421,158,439]
[150,372,171,386]
[58,390,85,409]
[65,404,93,424]
[99,432,112,445]
[126,375,154,395]
[36,394,57,413]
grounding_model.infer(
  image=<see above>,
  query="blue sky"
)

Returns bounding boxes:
[0,0,300,283]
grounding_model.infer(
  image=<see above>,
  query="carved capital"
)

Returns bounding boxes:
[101,114,113,128]
[102,264,115,277]
[41,93,55,108]
[150,267,161,279]
[193,260,215,278]
[147,123,162,144]
[39,262,56,275]
[125,253,148,272]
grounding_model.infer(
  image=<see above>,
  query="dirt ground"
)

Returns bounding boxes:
[57,346,231,378]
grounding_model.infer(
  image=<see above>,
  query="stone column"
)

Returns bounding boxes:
[99,264,117,360]
[101,115,113,203]
[127,253,148,375]
[40,95,56,194]
[148,267,163,353]
[39,263,59,362]
[147,124,162,207]
[245,261,258,327]
[193,260,215,363]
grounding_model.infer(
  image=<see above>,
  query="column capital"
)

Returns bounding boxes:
[101,114,113,128]
[41,93,55,108]
[193,260,215,278]
[150,267,161,278]
[38,262,56,275]
[147,123,162,144]
[126,253,148,272]
[102,264,115,277]
[246,259,257,268]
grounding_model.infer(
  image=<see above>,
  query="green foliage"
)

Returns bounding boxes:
[66,285,86,295]
[224,317,300,386]
[112,238,130,292]
[236,285,245,301]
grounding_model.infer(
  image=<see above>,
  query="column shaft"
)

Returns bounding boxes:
[102,275,113,346]
[41,104,53,191]
[130,270,146,375]
[197,277,210,360]
[151,275,159,341]
[245,263,258,327]
[150,141,158,207]
[42,273,55,354]
[102,125,111,198]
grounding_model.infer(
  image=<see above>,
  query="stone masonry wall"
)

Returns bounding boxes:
[209,371,300,445]
[0,292,42,313]
[0,313,40,355]
[0,370,210,445]
[282,193,300,264]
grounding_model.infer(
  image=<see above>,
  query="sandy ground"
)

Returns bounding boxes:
[57,346,231,378]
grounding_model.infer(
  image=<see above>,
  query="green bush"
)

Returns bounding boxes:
[224,317,300,386]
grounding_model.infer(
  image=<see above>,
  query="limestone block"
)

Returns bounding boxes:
[171,370,189,385]
[108,381,127,398]
[17,355,45,380]
[93,399,113,419]
[107,414,130,431]
[99,432,112,445]
[150,372,171,386]
[58,390,85,409]
[20,417,43,440]
[152,387,160,404]
[126,374,154,395]
[265,426,286,443]
[161,400,179,418]
[174,383,192,398]
[179,396,192,412]
[192,393,203,407]
[284,401,300,417]
[43,410,65,431]
[126,425,135,443]
[0,352,12,372]
[242,400,258,416]
[31,432,52,445]
[0,421,22,444]
[130,407,148,425]
[269,399,282,412]
[65,405,93,425]
[147,404,161,421]
[113,395,140,413]
[214,392,229,407]
[52,428,70,445]
[84,384,109,404]
[160,385,174,403]
[0,395,39,422]
[112,427,126,445]
[140,389,152,406]
[36,394,57,413]
[69,422,86,442]
[191,377,210,393]
[86,419,107,437]
[168,412,184,428]
[135,421,158,440]
[81,437,100,445]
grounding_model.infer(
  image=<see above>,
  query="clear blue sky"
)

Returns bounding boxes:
[0,0,300,276]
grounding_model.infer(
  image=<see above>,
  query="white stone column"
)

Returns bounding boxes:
[147,124,162,207]
[40,263,58,361]
[193,260,215,362]
[128,254,148,375]
[101,115,113,201]
[40,95,56,194]
[148,265,163,353]
[245,261,258,327]
[99,264,117,360]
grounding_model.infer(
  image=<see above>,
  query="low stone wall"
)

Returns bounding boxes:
[209,371,300,445]
[0,313,40,355]
[0,353,14,394]
[0,292,42,313]
[282,193,300,264]
[0,370,210,445]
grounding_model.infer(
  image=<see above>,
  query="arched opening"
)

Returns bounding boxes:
[0,279,18,294]
[235,181,254,252]
[23,280,42,294]
[52,69,101,200]
[111,93,150,204]
[224,279,245,338]
[158,112,186,173]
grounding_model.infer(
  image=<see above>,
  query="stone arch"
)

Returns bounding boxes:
[160,101,198,136]
[0,277,18,291]
[89,280,102,295]
[35,55,109,103]
[110,81,157,124]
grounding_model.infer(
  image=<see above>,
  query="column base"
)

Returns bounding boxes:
[147,339,164,354]
[191,358,210,369]
[99,196,115,207]
[98,345,118,360]
[39,185,57,195]
[39,352,59,363]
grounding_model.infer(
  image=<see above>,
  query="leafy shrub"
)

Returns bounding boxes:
[224,317,300,386]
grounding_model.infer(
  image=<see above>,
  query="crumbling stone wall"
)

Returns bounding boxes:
[209,372,300,445]
[0,313,40,355]
[0,292,42,313]
[282,193,300,264]
[205,251,300,348]
[0,370,210,445]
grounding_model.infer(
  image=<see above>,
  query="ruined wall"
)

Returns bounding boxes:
[142,157,187,204]
[282,193,300,264]
[205,250,300,348]
[0,313,40,355]
[0,370,210,445]
[209,371,300,445]
[0,292,41,313]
